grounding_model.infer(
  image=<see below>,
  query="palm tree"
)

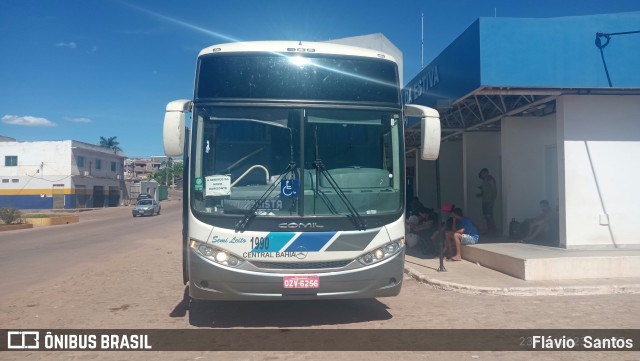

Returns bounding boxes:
[99,136,122,153]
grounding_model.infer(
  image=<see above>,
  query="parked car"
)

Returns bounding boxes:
[132,199,161,217]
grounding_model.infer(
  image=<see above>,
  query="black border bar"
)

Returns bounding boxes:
[2,329,638,351]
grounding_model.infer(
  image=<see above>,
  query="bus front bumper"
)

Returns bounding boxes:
[188,250,405,301]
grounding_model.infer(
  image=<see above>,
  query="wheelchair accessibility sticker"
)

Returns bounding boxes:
[280,179,299,198]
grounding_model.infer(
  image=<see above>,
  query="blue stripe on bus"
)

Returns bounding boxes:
[283,232,336,252]
[252,232,296,253]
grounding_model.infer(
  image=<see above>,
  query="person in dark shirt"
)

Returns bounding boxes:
[408,207,439,254]
[409,197,426,217]
[430,203,456,257]
[477,168,497,234]
[521,200,558,244]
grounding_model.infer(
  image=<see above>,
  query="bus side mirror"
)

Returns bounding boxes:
[404,104,441,160]
[163,100,191,157]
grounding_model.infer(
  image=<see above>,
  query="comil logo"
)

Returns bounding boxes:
[278,222,324,229]
[7,331,40,349]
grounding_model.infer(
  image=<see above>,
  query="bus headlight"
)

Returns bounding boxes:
[215,251,228,263]
[191,240,244,268]
[357,239,404,266]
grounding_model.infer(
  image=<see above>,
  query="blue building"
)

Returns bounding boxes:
[404,12,640,249]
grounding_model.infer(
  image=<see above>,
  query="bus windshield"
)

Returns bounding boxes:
[196,53,400,105]
[191,106,403,221]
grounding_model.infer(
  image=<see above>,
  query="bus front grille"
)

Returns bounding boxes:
[249,260,352,270]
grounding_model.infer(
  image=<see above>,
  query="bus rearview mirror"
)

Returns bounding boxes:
[163,100,191,157]
[403,104,441,161]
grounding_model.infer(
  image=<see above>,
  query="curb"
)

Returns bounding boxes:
[0,223,34,232]
[24,215,80,227]
[404,265,640,297]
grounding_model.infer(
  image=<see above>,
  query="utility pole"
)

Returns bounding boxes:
[169,157,174,187]
[421,11,424,69]
[165,158,170,187]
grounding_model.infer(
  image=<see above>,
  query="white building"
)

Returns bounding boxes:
[0,139,126,209]
[327,33,404,86]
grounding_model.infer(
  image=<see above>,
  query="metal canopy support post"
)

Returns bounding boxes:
[485,95,506,114]
[474,96,486,121]
[435,158,446,272]
[441,95,558,141]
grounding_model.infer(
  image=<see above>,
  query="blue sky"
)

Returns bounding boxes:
[1,0,639,157]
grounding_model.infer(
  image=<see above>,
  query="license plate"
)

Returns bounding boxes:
[283,275,319,289]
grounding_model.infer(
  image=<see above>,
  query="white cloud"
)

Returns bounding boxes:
[55,41,77,49]
[64,116,93,123]
[2,115,57,127]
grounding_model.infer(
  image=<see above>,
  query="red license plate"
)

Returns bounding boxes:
[283,275,320,289]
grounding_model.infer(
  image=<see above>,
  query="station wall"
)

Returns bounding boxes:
[501,114,557,234]
[557,95,640,247]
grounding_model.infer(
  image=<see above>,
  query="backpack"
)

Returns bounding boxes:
[509,218,521,239]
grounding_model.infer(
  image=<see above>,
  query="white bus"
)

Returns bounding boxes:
[163,41,440,300]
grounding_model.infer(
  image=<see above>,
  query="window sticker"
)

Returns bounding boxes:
[205,175,231,196]
[280,179,299,198]
[194,177,204,191]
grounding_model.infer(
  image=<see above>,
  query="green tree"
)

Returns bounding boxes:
[0,207,23,224]
[172,161,183,177]
[151,158,183,186]
[99,136,122,153]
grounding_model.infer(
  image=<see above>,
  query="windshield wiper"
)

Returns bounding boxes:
[234,162,297,233]
[310,125,366,230]
[315,188,339,215]
[314,159,367,231]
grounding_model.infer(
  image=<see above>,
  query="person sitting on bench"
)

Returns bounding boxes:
[521,200,558,244]
[443,207,479,261]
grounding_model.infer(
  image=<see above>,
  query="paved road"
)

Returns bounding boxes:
[0,201,638,360]
[0,201,182,294]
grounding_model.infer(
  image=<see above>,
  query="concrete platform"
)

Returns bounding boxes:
[404,246,640,296]
[461,243,640,280]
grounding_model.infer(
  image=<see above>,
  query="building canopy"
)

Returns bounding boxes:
[403,12,640,146]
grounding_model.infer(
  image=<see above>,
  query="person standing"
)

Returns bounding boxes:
[477,168,497,234]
